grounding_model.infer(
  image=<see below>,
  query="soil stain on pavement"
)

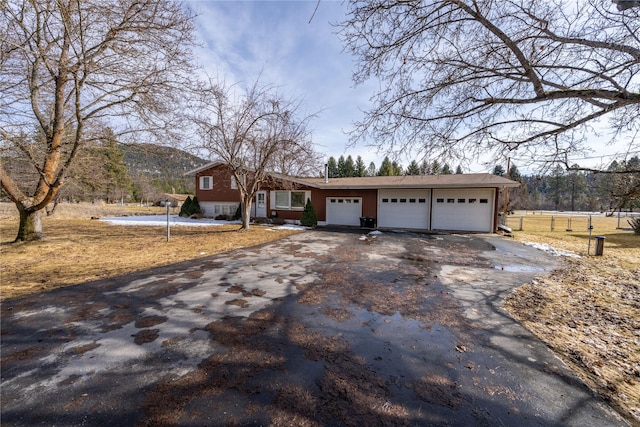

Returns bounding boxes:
[0,230,629,426]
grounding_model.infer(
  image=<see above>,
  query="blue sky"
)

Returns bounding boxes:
[186,1,632,174]
[188,0,386,169]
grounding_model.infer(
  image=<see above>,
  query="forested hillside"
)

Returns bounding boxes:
[1,141,208,205]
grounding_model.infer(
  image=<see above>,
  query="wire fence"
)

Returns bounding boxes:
[503,212,639,232]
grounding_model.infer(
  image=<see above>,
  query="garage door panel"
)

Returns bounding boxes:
[432,189,494,232]
[326,197,362,226]
[378,189,430,229]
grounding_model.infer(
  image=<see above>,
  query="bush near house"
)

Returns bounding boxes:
[300,198,317,228]
[179,196,201,218]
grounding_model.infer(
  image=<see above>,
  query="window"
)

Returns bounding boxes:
[400,198,407,203]
[230,176,238,189]
[353,199,359,203]
[338,199,344,203]
[447,198,455,203]
[480,199,488,204]
[419,199,426,203]
[382,198,389,203]
[391,198,398,203]
[275,191,306,209]
[331,199,336,203]
[458,198,466,203]
[436,198,444,203]
[199,176,213,190]
[291,191,305,208]
[409,198,416,203]
[469,198,477,203]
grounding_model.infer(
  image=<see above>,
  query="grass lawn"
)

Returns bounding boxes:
[0,203,302,300]
[503,212,639,425]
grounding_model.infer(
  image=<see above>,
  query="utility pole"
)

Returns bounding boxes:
[502,157,511,221]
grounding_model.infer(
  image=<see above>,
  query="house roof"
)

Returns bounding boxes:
[185,162,519,189]
[184,161,224,176]
[299,174,520,189]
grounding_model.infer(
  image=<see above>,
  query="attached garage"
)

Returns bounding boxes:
[326,197,362,226]
[378,189,430,229]
[431,189,495,232]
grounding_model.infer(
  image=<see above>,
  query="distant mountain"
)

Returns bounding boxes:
[120,143,209,195]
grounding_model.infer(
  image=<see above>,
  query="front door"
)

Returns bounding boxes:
[256,191,267,217]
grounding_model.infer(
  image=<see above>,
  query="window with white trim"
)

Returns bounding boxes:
[275,190,306,209]
[230,176,238,189]
[199,176,213,190]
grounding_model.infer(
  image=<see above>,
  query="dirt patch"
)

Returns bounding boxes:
[132,329,159,345]
[135,315,167,328]
[225,299,249,308]
[505,257,640,425]
[67,342,101,355]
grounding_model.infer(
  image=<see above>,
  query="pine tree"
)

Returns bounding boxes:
[455,165,463,174]
[337,155,347,178]
[367,161,377,177]
[355,156,367,177]
[179,196,192,217]
[419,160,430,175]
[405,160,420,175]
[441,163,452,174]
[378,156,394,176]
[344,155,356,177]
[300,198,317,227]
[327,157,338,178]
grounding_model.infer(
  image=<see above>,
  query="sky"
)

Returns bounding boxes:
[186,1,634,174]
[188,0,386,168]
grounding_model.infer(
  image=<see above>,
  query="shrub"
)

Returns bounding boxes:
[233,203,242,220]
[628,217,640,234]
[179,196,192,217]
[191,197,202,215]
[300,198,317,228]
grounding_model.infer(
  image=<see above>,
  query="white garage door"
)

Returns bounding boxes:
[431,189,494,232]
[378,189,430,229]
[326,197,362,226]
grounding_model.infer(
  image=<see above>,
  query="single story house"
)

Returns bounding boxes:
[185,161,520,233]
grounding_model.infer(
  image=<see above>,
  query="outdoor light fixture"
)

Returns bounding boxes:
[612,0,640,10]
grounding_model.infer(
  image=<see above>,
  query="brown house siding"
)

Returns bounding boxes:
[310,188,378,222]
[195,165,240,203]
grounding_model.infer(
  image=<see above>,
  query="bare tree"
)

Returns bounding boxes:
[191,78,320,230]
[339,1,640,171]
[0,0,196,241]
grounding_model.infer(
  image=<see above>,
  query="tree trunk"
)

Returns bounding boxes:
[240,198,252,230]
[16,208,44,242]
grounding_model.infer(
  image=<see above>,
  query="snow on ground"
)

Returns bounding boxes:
[523,241,581,258]
[99,215,308,231]
[369,230,383,235]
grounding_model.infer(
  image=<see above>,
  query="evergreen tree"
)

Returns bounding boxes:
[455,165,463,174]
[492,165,506,177]
[441,163,452,174]
[431,160,441,175]
[327,157,338,178]
[391,160,403,176]
[548,165,566,211]
[189,196,202,216]
[566,165,588,211]
[344,155,356,177]
[179,196,192,217]
[367,161,377,177]
[419,160,430,175]
[300,198,318,227]
[355,156,367,177]
[337,155,347,178]
[378,156,394,176]
[405,160,420,175]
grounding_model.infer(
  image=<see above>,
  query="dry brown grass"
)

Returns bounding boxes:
[0,202,301,300]
[503,212,640,425]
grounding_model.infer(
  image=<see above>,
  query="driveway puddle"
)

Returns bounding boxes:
[494,264,546,273]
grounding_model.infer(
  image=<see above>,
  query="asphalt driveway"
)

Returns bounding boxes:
[0,229,628,426]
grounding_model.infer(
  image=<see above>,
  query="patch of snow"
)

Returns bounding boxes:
[523,242,581,258]
[269,224,309,231]
[99,215,237,227]
[369,230,383,235]
[358,235,367,241]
